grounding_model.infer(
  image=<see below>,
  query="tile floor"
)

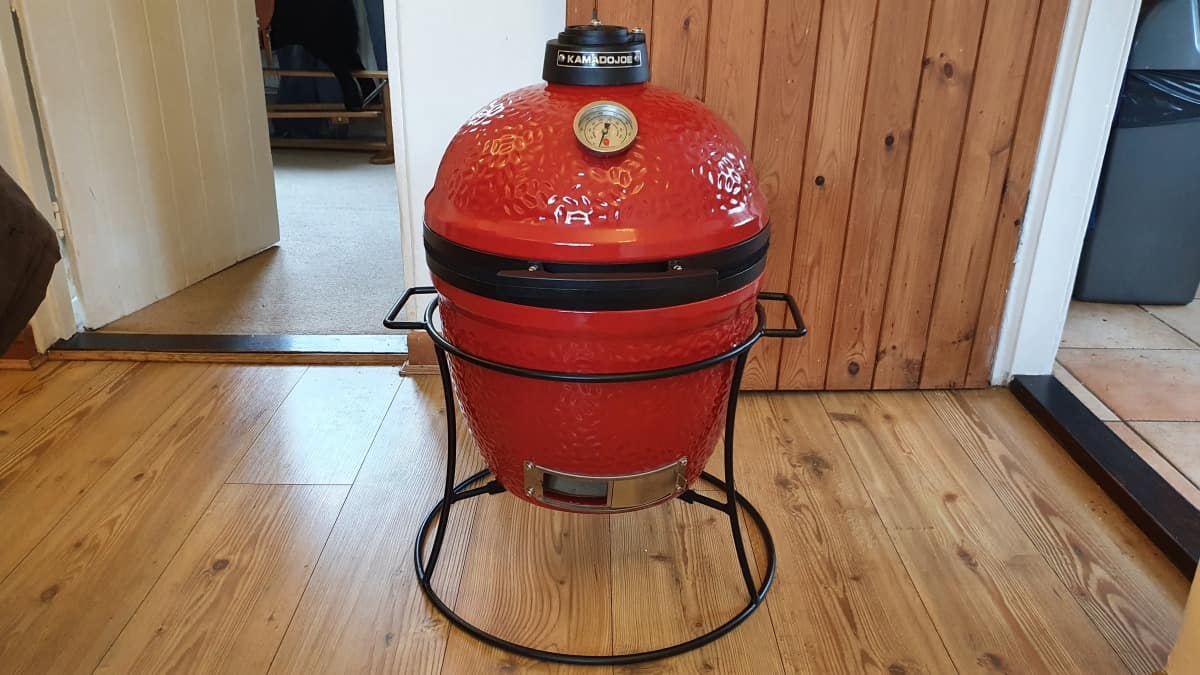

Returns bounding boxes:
[1057,289,1200,508]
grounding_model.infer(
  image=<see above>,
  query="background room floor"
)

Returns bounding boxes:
[100,150,403,335]
[0,363,1187,673]
[1056,291,1200,509]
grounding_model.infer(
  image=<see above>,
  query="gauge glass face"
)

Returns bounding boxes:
[573,101,638,155]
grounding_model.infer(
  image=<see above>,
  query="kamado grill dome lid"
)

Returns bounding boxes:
[423,21,768,311]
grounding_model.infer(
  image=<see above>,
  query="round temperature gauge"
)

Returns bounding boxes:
[573,100,638,156]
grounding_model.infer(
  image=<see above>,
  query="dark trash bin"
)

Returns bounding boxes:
[1075,0,1200,304]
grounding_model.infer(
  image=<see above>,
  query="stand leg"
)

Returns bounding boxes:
[408,313,784,665]
[422,346,459,580]
[722,352,758,602]
[410,348,778,666]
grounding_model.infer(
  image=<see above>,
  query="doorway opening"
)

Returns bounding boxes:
[1048,0,1200,512]
[96,148,403,337]
[1055,297,1199,504]
[92,0,403,341]
[999,0,1200,572]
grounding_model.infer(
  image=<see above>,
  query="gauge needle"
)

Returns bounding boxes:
[599,121,610,147]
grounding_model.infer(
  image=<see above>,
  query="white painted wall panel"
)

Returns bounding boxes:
[390,0,562,287]
[14,0,279,328]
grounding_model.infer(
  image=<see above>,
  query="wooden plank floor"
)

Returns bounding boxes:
[0,363,1187,674]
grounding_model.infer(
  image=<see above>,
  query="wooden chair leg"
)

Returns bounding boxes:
[370,81,396,165]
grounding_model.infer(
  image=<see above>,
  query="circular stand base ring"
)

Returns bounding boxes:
[413,469,777,666]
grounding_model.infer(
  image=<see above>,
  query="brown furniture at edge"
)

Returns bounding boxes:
[263,68,395,165]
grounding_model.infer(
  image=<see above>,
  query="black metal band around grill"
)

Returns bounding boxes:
[382,288,808,665]
[423,225,770,311]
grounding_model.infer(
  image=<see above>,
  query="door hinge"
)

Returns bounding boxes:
[50,200,67,240]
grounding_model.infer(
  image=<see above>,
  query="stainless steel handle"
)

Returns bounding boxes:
[522,457,688,513]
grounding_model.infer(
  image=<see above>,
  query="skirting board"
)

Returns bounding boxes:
[1,325,44,369]
[0,353,46,370]
[50,333,409,366]
[1011,374,1199,577]
[400,331,439,374]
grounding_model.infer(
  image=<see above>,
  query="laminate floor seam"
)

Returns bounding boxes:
[436,480,479,674]
[0,365,55,428]
[261,487,354,675]
[259,368,400,675]
[813,393,964,674]
[0,363,131,471]
[920,390,1132,672]
[89,487,217,674]
[0,365,1180,673]
[750,396,815,673]
[0,365,208,590]
[257,379,402,673]
[733,476,788,673]
[607,497,616,663]
[90,366,309,674]
[0,369,39,413]
[224,478,355,482]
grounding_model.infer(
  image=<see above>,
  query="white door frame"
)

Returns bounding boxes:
[0,5,76,350]
[381,0,417,305]
[991,0,1142,383]
[384,1,563,320]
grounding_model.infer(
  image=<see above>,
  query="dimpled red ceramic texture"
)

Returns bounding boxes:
[424,82,767,263]
[424,81,766,510]
[436,282,759,505]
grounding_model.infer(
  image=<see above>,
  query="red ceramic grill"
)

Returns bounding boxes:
[385,20,806,665]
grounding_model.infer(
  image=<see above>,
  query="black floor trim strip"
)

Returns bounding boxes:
[1011,374,1199,577]
[51,332,408,355]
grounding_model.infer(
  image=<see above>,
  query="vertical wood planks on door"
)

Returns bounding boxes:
[965,0,1071,386]
[106,0,186,295]
[873,0,988,389]
[211,0,281,260]
[649,0,710,100]
[702,0,767,149]
[565,1,592,26]
[743,0,823,390]
[561,0,1067,390]
[568,1,655,37]
[175,0,241,273]
[824,0,932,390]
[705,0,770,389]
[777,0,879,389]
[232,0,282,239]
[920,0,1043,388]
[53,1,164,313]
[142,0,215,287]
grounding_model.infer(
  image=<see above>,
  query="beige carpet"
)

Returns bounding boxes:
[101,150,404,335]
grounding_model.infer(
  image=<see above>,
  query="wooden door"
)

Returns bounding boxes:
[566,0,1068,390]
[13,0,280,328]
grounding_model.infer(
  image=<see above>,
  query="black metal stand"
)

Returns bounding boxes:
[386,289,806,666]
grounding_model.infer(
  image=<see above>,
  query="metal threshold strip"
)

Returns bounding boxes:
[1011,374,1200,576]
[48,333,409,366]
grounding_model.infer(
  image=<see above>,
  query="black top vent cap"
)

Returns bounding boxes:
[543,24,650,86]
